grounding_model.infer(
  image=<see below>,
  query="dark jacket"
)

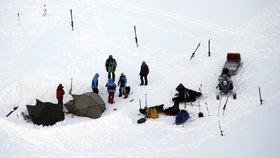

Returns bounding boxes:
[56,84,65,101]
[118,75,127,87]
[105,56,117,73]
[140,61,149,75]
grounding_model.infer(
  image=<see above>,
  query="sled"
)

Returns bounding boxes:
[216,53,242,100]
[222,53,242,77]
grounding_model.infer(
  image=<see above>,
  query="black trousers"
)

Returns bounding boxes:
[58,100,63,109]
[140,74,148,85]
[108,72,115,81]
[92,88,99,94]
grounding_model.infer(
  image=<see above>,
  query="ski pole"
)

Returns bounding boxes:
[145,94,147,108]
[208,39,211,57]
[218,120,224,136]
[222,94,229,116]
[138,99,142,116]
[199,84,210,116]
[139,99,142,109]
[218,94,222,116]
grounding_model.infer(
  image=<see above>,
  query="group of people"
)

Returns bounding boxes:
[56,55,150,107]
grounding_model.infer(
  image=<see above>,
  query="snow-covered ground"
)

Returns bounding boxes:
[1,0,280,157]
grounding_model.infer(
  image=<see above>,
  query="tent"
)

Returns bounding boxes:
[26,99,65,126]
[65,92,106,119]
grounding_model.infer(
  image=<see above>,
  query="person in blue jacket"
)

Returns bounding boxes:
[118,73,128,98]
[105,78,117,104]
[91,73,99,94]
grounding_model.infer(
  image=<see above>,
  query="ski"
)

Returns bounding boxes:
[189,42,201,60]
[134,25,138,47]
[70,9,74,31]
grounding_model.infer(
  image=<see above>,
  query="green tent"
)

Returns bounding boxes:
[65,92,106,119]
[26,99,65,126]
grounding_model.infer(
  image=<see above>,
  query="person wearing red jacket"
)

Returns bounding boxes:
[56,83,65,108]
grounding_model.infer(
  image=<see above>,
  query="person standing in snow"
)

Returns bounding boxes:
[118,72,128,98]
[105,55,117,81]
[139,61,149,86]
[56,83,65,109]
[91,73,99,94]
[105,79,117,104]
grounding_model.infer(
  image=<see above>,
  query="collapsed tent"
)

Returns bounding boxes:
[172,83,202,103]
[26,99,65,126]
[65,92,106,119]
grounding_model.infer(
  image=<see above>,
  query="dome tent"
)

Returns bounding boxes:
[65,92,106,119]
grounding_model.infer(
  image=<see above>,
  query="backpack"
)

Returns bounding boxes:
[175,110,189,125]
[145,107,159,119]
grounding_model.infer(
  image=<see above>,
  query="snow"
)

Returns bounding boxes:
[1,0,280,157]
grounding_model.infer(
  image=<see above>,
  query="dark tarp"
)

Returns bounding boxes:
[26,99,65,126]
[172,83,202,103]
[65,92,106,119]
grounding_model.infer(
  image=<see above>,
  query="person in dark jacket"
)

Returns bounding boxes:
[139,61,149,86]
[105,79,117,104]
[105,55,117,81]
[91,73,99,94]
[56,83,65,108]
[118,73,128,98]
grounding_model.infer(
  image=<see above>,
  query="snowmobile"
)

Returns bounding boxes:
[216,53,242,100]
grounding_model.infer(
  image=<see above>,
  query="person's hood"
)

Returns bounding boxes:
[94,73,99,79]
